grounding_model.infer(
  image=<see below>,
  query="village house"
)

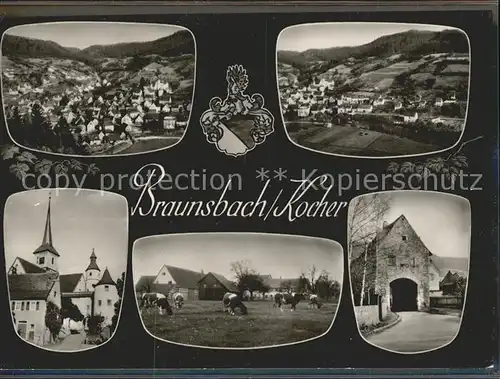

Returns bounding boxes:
[353,104,373,114]
[394,101,403,111]
[151,265,204,300]
[298,106,311,118]
[197,272,238,300]
[7,194,120,347]
[434,97,444,107]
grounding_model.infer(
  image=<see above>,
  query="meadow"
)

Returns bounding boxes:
[141,300,337,348]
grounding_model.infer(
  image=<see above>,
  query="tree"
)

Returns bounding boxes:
[230,260,269,299]
[61,298,84,322]
[45,301,62,343]
[87,315,104,336]
[280,280,294,293]
[348,194,391,306]
[111,272,125,334]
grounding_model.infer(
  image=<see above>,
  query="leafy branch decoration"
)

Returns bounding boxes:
[385,136,483,186]
[2,144,100,181]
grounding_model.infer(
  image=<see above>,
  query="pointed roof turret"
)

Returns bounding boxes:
[95,268,116,287]
[85,248,101,272]
[33,193,60,257]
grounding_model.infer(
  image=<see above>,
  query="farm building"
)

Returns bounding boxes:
[152,265,203,300]
[197,272,238,300]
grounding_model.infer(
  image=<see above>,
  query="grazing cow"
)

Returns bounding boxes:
[274,292,305,312]
[172,292,184,309]
[308,294,323,309]
[140,293,173,315]
[222,292,248,315]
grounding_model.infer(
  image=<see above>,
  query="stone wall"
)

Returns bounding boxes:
[355,305,380,327]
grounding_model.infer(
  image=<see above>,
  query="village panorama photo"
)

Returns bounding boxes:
[133,233,343,349]
[277,22,470,157]
[1,22,195,156]
[348,191,470,354]
[4,189,128,352]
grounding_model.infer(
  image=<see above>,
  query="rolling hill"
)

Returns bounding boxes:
[1,30,194,64]
[278,29,469,67]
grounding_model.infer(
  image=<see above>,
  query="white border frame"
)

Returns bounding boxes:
[346,190,471,354]
[275,22,472,159]
[132,232,344,350]
[0,21,198,158]
[3,188,129,353]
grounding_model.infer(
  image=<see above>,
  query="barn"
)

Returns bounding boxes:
[152,265,203,300]
[197,272,238,300]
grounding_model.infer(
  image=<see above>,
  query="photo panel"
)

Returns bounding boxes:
[347,191,471,354]
[4,189,128,352]
[133,233,343,349]
[1,22,196,156]
[277,22,470,158]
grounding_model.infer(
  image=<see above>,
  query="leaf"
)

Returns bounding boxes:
[87,163,99,176]
[9,162,30,180]
[17,151,38,164]
[70,159,83,171]
[450,154,468,169]
[34,159,53,175]
[425,157,447,173]
[400,161,415,174]
[386,162,399,174]
[54,162,68,175]
[2,145,20,160]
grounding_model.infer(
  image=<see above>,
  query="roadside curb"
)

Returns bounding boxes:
[364,313,401,337]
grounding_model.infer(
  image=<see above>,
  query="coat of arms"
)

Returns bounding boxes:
[200,65,275,156]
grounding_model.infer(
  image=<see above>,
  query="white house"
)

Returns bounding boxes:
[435,97,444,107]
[394,102,403,111]
[354,104,373,114]
[298,106,311,118]
[403,112,419,123]
[152,265,203,300]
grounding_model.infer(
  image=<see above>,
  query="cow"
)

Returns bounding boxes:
[274,292,305,312]
[140,292,173,315]
[172,292,184,309]
[308,294,323,309]
[222,292,248,315]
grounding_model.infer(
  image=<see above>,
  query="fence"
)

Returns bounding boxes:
[430,295,464,309]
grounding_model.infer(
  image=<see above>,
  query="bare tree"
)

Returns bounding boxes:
[230,260,268,299]
[348,194,391,306]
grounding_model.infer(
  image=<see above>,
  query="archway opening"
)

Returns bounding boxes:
[390,278,418,312]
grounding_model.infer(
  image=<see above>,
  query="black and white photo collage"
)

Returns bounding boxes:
[0,3,497,377]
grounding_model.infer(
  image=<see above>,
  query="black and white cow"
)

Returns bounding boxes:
[274,292,305,312]
[308,294,323,309]
[222,292,248,315]
[172,292,184,309]
[140,292,173,315]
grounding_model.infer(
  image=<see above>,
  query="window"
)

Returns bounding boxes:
[168,281,172,284]
[162,272,166,275]
[89,272,92,276]
[51,258,54,264]
[98,300,102,306]
[15,302,21,311]
[388,255,396,266]
[105,285,109,292]
[107,299,112,306]
[402,235,407,241]
[35,301,40,311]
[30,324,35,329]
[38,257,45,265]
[21,302,25,311]
[26,302,30,311]
[11,302,15,311]
[54,291,57,297]
[411,257,416,267]
[430,273,435,280]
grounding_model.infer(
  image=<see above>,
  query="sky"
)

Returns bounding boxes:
[278,23,456,52]
[380,192,471,259]
[5,22,186,50]
[133,233,343,284]
[4,189,128,281]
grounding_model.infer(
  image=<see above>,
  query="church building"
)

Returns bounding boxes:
[7,193,119,347]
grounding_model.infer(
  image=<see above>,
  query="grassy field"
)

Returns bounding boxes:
[115,137,180,154]
[141,300,337,348]
[288,124,440,156]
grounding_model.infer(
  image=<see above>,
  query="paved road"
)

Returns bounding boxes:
[366,312,461,353]
[51,332,87,351]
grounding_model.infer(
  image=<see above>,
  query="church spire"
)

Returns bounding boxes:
[42,192,53,246]
[86,248,101,272]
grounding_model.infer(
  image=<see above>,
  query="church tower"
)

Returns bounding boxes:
[33,193,59,272]
[85,248,101,291]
